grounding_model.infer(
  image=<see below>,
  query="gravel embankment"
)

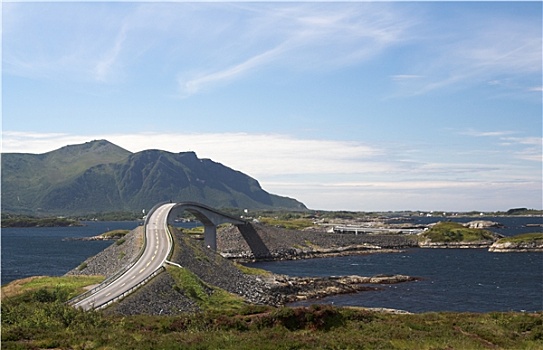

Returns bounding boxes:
[168,230,278,305]
[66,223,420,315]
[217,223,418,260]
[65,226,144,277]
[104,272,200,315]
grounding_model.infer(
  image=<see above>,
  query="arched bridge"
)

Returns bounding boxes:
[166,201,247,251]
[70,202,261,310]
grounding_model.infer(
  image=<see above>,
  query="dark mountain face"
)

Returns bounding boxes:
[1,140,307,215]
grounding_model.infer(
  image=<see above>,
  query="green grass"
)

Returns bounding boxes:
[495,232,543,244]
[179,226,205,234]
[258,216,314,230]
[420,222,496,243]
[167,266,246,313]
[101,229,130,239]
[1,275,104,300]
[2,277,542,350]
[233,262,272,276]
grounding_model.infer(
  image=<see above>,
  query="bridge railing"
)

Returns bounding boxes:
[94,266,165,310]
[68,219,152,307]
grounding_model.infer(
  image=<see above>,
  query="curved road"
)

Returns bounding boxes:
[73,203,176,310]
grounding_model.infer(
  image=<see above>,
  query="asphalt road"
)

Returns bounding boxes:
[73,203,176,310]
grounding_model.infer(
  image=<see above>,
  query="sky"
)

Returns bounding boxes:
[2,1,542,212]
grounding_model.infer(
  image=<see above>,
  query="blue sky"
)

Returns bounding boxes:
[2,1,542,211]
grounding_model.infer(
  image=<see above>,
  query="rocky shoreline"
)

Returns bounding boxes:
[65,221,540,315]
[489,241,543,253]
[67,224,421,315]
[217,223,418,261]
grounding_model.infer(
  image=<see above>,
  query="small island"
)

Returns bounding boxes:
[489,233,543,253]
[1,215,83,228]
[417,221,498,248]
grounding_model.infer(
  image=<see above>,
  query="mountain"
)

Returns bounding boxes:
[1,140,307,215]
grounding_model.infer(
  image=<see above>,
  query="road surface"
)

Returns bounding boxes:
[72,202,176,310]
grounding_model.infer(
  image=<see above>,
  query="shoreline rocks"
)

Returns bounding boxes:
[267,274,421,305]
[418,240,494,249]
[489,241,543,253]
[463,220,504,229]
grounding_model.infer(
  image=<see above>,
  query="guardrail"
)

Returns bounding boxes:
[94,266,165,310]
[68,203,175,309]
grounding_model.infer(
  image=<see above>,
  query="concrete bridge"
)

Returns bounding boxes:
[165,201,247,251]
[71,201,255,310]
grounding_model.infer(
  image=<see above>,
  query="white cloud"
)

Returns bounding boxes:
[1,131,385,178]
[461,129,516,138]
[460,130,542,163]
[3,131,541,211]
[393,10,542,96]
[177,3,414,96]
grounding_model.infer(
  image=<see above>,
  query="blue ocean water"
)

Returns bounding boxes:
[2,216,542,313]
[247,216,543,313]
[249,249,543,313]
[1,221,139,285]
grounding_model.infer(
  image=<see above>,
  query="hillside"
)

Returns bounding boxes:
[1,140,307,215]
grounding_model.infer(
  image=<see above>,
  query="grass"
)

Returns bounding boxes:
[1,275,104,300]
[420,222,496,243]
[101,229,130,239]
[166,265,246,313]
[2,277,542,350]
[258,216,315,230]
[233,262,272,276]
[495,232,543,244]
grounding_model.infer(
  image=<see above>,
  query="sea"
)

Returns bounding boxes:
[2,216,542,313]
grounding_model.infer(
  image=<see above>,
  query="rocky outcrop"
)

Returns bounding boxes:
[268,274,420,304]
[65,227,144,277]
[489,241,543,253]
[67,224,420,315]
[217,223,418,261]
[418,240,494,249]
[463,220,504,229]
[104,272,200,315]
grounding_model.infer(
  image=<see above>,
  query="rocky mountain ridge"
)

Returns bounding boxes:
[2,140,306,215]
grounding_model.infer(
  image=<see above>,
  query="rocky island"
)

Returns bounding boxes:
[417,221,499,248]
[489,233,543,252]
[67,223,420,315]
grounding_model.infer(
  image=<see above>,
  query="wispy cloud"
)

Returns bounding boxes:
[392,10,542,97]
[461,129,516,138]
[3,130,540,211]
[177,3,414,96]
[461,129,542,163]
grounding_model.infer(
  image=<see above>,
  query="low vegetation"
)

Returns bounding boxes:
[167,266,246,313]
[233,262,272,276]
[1,275,104,300]
[77,211,144,221]
[494,232,543,244]
[101,229,130,239]
[257,216,315,230]
[2,276,542,349]
[420,222,496,243]
[1,214,82,228]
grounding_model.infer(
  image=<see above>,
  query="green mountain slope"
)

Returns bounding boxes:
[1,140,306,215]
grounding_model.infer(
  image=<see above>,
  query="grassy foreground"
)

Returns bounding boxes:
[2,276,542,349]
